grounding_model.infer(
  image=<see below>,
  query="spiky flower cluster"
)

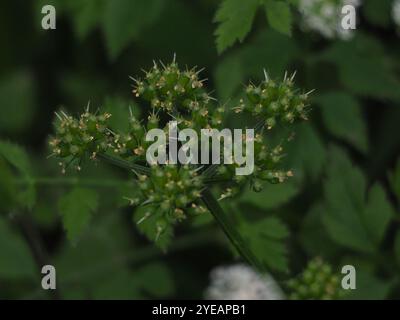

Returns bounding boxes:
[50,58,313,246]
[49,108,153,171]
[206,264,284,300]
[215,134,293,199]
[49,110,112,173]
[130,165,207,225]
[111,114,149,160]
[236,72,311,130]
[299,0,362,40]
[287,258,344,300]
[215,71,309,196]
[132,58,223,131]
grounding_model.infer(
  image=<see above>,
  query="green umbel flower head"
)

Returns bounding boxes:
[287,257,344,300]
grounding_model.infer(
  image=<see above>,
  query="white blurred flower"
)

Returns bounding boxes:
[393,0,400,27]
[205,264,284,300]
[299,0,362,40]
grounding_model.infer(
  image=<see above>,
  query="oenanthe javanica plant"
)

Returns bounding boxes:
[49,57,312,274]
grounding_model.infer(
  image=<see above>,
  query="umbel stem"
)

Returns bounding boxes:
[201,189,266,273]
[98,153,151,175]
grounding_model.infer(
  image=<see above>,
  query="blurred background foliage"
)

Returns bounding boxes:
[0,0,399,299]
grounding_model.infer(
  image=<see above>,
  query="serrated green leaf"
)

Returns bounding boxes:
[58,188,99,244]
[317,92,368,153]
[0,141,30,176]
[133,206,173,251]
[214,0,259,54]
[0,140,35,209]
[0,216,36,279]
[103,0,164,60]
[239,217,289,272]
[321,147,394,253]
[264,0,292,36]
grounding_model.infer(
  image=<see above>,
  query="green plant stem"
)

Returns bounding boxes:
[201,188,266,273]
[98,153,151,175]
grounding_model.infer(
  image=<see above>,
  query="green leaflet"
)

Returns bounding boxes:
[0,140,36,209]
[264,0,292,36]
[317,92,368,153]
[58,187,99,244]
[238,215,289,272]
[214,0,259,54]
[214,0,293,54]
[321,147,394,254]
